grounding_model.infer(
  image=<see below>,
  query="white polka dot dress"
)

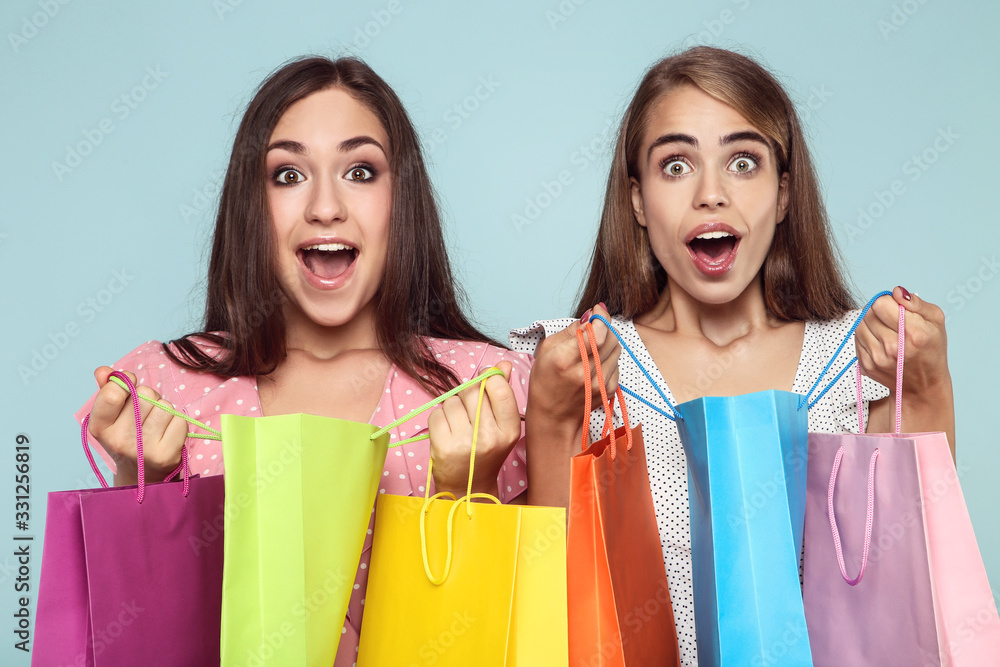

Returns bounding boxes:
[510,310,888,667]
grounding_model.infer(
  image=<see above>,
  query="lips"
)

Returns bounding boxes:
[685,223,740,277]
[297,239,358,288]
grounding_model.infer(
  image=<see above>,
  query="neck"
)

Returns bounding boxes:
[282,301,381,361]
[638,275,772,346]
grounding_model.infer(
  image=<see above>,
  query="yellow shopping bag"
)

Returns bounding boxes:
[358,379,569,666]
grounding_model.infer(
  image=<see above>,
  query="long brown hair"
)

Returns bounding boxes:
[167,56,500,394]
[575,46,855,321]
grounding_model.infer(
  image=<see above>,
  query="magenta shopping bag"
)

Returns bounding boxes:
[804,306,1000,666]
[33,372,224,666]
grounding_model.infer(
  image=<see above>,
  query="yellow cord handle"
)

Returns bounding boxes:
[419,377,502,584]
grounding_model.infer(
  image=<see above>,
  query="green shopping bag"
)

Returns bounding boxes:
[220,369,506,666]
[220,414,389,666]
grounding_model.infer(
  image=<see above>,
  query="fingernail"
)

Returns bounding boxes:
[580,309,592,324]
[597,302,606,311]
[897,286,911,301]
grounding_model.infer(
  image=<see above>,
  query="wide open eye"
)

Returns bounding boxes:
[347,166,374,182]
[274,167,305,185]
[663,158,692,177]
[728,154,758,174]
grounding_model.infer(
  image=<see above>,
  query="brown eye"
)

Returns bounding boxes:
[275,168,303,184]
[349,167,373,181]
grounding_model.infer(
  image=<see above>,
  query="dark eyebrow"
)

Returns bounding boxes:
[266,135,387,155]
[646,133,698,162]
[720,131,771,148]
[339,135,386,154]
[267,139,307,154]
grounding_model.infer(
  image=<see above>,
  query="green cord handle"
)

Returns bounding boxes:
[108,365,504,447]
[370,367,505,447]
[107,375,222,440]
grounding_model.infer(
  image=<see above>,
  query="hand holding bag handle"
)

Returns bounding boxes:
[80,370,221,502]
[827,303,906,585]
[576,320,632,457]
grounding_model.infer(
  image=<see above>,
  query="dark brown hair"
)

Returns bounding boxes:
[167,56,500,393]
[575,46,855,321]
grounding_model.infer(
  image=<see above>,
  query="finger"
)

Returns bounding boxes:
[493,360,513,383]
[483,372,520,437]
[89,379,132,434]
[94,365,115,388]
[458,381,500,436]
[441,394,473,437]
[867,294,904,331]
[141,400,184,469]
[855,321,896,375]
[427,405,452,444]
[135,384,164,428]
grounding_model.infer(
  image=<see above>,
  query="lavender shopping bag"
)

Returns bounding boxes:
[33,372,225,667]
[803,305,1000,665]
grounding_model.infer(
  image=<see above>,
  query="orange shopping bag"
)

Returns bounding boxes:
[567,323,681,666]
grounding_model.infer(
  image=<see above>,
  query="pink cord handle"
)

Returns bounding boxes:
[828,445,879,585]
[80,370,191,502]
[833,303,905,584]
[855,303,906,433]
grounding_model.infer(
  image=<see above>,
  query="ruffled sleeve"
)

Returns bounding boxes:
[508,317,577,355]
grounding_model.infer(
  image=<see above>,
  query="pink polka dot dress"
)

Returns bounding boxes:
[75,335,532,664]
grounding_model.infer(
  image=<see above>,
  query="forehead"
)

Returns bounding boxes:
[643,84,763,147]
[270,87,388,147]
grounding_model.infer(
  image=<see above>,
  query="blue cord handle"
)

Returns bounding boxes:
[588,314,682,421]
[798,290,893,410]
[590,290,893,418]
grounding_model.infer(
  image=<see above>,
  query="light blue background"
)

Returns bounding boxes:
[3,0,997,662]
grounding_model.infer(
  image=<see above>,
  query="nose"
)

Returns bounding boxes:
[305,175,347,225]
[694,168,729,210]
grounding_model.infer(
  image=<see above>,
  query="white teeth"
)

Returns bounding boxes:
[694,231,734,240]
[302,243,353,252]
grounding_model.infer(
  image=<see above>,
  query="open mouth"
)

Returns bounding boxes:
[685,227,741,276]
[688,231,738,265]
[298,242,358,281]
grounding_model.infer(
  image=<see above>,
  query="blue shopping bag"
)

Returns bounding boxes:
[590,292,889,667]
[675,390,811,666]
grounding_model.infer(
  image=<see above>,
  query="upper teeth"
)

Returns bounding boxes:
[695,231,733,240]
[302,243,352,251]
